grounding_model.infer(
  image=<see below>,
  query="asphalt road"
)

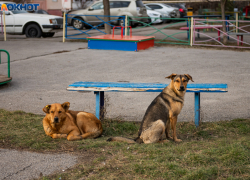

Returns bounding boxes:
[1,34,250,122]
[0,149,77,180]
[0,32,250,179]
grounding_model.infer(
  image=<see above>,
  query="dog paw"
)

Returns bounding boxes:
[174,139,182,142]
[158,139,169,143]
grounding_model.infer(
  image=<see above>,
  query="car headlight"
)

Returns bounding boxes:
[49,19,57,24]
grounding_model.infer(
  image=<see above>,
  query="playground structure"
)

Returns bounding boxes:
[0,49,12,85]
[87,26,155,51]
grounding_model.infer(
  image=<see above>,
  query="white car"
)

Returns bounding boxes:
[145,3,180,18]
[0,1,63,38]
[146,6,169,24]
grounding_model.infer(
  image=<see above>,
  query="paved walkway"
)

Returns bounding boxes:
[0,36,250,122]
[0,149,77,180]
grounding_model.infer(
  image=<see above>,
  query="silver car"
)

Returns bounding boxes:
[67,0,149,29]
[145,3,180,18]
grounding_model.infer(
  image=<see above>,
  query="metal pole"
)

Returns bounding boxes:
[236,12,238,33]
[63,12,66,43]
[1,13,3,35]
[190,17,193,46]
[125,15,128,36]
[194,92,200,127]
[3,11,6,41]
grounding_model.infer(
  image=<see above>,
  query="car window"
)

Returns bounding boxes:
[110,1,130,8]
[121,1,130,7]
[147,5,162,9]
[91,2,104,10]
[136,0,144,7]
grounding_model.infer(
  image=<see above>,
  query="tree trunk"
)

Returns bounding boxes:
[103,0,111,34]
[221,0,227,44]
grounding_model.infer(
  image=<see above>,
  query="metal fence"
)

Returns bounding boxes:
[64,14,190,45]
[65,14,125,40]
[63,14,250,48]
[127,17,190,45]
[192,19,250,49]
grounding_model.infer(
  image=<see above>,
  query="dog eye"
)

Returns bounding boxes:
[50,111,54,113]
[183,80,187,82]
[176,80,180,82]
[58,111,62,113]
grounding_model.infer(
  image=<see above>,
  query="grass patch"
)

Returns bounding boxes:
[0,109,250,179]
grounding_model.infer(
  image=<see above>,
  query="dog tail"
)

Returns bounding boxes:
[107,137,137,144]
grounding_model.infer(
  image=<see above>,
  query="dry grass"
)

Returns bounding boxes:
[0,109,250,179]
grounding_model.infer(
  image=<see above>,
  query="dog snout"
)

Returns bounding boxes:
[179,86,185,91]
[54,117,59,123]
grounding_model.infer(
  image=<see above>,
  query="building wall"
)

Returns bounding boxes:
[33,0,69,16]
[47,0,62,10]
[32,0,47,10]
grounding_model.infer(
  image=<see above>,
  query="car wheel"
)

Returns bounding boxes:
[129,18,137,28]
[147,18,152,24]
[72,17,84,29]
[25,24,42,38]
[118,18,125,26]
[42,32,55,38]
[118,17,137,28]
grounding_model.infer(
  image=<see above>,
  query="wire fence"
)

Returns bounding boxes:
[63,14,250,48]
[192,19,250,48]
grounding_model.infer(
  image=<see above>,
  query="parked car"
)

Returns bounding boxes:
[145,3,179,19]
[146,6,169,24]
[167,3,187,18]
[31,9,50,15]
[67,0,149,29]
[0,1,63,38]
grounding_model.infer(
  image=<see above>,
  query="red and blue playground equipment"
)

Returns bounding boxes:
[87,26,155,51]
[0,49,12,85]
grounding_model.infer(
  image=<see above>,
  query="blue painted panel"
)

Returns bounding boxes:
[68,82,228,92]
[88,40,137,51]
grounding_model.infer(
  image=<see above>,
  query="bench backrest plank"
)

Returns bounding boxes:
[67,82,228,93]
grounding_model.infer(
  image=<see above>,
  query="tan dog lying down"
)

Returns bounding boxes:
[42,102,103,141]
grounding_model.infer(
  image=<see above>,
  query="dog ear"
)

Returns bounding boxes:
[165,73,177,80]
[61,102,70,111]
[184,74,194,82]
[43,105,51,114]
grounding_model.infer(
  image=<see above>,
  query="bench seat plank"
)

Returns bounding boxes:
[67,82,228,93]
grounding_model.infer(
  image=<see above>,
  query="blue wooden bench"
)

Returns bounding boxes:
[67,82,228,127]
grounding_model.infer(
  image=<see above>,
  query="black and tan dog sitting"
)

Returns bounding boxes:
[43,102,103,141]
[108,73,193,144]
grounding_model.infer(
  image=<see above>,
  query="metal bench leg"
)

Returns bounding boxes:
[241,35,243,46]
[194,92,200,127]
[94,91,104,120]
